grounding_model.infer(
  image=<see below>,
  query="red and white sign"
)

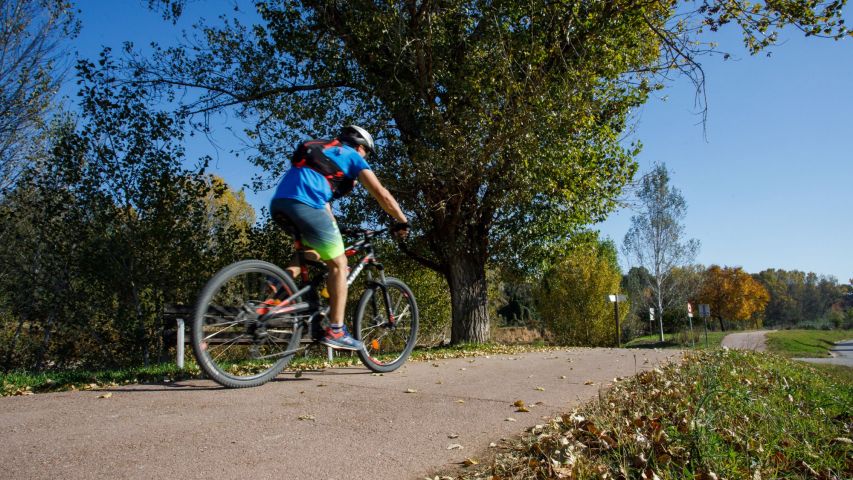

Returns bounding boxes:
[687,303,694,318]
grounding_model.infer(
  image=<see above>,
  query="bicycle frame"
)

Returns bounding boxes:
[259,229,394,327]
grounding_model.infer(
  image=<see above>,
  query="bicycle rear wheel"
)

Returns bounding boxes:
[353,277,419,373]
[191,260,304,388]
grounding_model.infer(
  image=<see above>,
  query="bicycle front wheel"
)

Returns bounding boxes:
[353,277,419,373]
[192,260,304,388]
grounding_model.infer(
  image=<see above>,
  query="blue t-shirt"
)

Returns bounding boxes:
[272,143,371,209]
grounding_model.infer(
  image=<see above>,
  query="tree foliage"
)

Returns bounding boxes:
[0,0,77,190]
[0,52,255,371]
[754,269,851,328]
[535,236,626,347]
[699,265,770,330]
[131,0,849,343]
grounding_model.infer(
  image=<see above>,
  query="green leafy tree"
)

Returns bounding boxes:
[622,266,655,337]
[132,0,848,343]
[536,236,626,347]
[0,118,90,370]
[754,269,848,328]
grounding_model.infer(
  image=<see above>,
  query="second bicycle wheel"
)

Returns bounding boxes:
[353,277,419,373]
[192,260,304,388]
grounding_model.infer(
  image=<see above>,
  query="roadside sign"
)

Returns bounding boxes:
[608,294,627,302]
[649,308,655,321]
[699,304,711,317]
[687,302,693,318]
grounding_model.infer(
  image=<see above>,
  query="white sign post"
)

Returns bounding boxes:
[608,294,627,347]
[649,308,655,336]
[686,303,695,348]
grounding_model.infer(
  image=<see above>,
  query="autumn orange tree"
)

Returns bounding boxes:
[699,265,769,331]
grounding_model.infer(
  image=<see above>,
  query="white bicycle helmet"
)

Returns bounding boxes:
[338,125,375,153]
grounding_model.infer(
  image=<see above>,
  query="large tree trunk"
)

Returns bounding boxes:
[447,254,489,344]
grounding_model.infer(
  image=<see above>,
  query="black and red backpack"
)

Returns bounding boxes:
[291,139,356,199]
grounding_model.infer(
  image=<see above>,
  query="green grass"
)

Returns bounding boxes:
[766,329,853,358]
[810,363,853,384]
[625,330,727,350]
[1,342,562,396]
[453,350,853,480]
[1,363,199,396]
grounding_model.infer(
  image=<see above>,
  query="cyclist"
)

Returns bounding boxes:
[270,125,409,351]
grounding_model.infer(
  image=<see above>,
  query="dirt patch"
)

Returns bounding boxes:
[492,327,547,344]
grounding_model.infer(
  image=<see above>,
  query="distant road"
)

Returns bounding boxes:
[0,348,679,480]
[721,330,775,351]
[794,339,853,368]
[722,331,853,367]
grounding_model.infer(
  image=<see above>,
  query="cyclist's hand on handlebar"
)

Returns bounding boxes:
[391,221,410,240]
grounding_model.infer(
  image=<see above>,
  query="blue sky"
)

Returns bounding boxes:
[65,1,852,282]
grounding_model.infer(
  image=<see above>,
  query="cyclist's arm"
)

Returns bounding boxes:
[358,169,407,224]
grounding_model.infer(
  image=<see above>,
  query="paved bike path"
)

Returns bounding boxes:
[720,330,775,351]
[0,348,679,480]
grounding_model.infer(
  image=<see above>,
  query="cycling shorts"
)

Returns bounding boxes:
[270,198,345,261]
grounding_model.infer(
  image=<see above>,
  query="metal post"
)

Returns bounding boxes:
[688,315,695,348]
[614,300,621,347]
[176,318,185,370]
[327,346,334,362]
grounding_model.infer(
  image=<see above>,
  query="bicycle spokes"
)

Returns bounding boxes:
[198,270,299,378]
[354,279,418,372]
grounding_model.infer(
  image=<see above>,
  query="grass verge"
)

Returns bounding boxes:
[766,329,853,358]
[625,331,727,350]
[0,363,199,396]
[449,350,852,480]
[1,342,560,397]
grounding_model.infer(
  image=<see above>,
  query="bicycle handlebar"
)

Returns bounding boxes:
[340,227,389,238]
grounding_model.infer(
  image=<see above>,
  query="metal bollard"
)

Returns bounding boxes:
[177,318,185,369]
[327,346,333,362]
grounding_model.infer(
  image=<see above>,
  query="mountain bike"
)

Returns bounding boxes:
[190,227,419,388]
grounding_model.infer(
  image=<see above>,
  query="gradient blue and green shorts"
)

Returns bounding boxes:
[270,198,345,261]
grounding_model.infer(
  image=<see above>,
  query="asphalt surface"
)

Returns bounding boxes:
[1,348,679,480]
[720,330,774,351]
[793,339,853,367]
[721,330,853,367]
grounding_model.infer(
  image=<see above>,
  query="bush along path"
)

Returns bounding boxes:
[447,349,852,480]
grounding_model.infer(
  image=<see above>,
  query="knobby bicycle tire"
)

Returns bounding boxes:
[191,260,303,388]
[353,277,419,373]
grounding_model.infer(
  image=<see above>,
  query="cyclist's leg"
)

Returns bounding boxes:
[271,198,323,280]
[325,253,348,326]
[321,252,363,350]
[285,248,321,280]
[270,199,361,349]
